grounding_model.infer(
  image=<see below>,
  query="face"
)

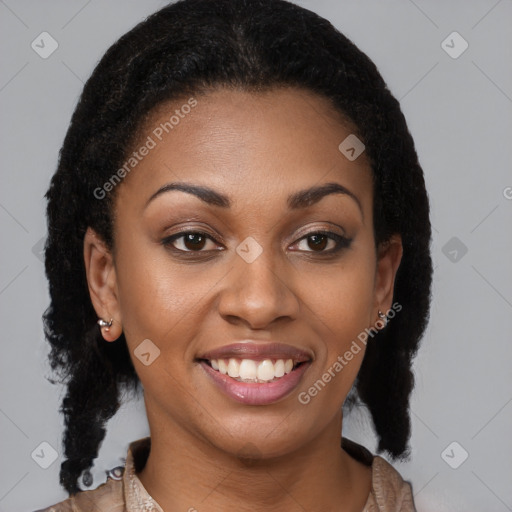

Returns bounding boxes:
[85,86,402,460]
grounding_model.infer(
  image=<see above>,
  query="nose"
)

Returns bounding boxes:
[217,246,300,330]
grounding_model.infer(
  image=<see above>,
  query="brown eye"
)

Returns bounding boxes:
[181,232,207,251]
[294,231,351,254]
[305,233,329,251]
[162,231,218,252]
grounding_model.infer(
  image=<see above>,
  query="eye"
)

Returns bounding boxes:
[161,230,352,255]
[292,231,352,254]
[162,231,221,252]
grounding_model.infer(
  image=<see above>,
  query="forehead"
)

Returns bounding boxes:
[116,86,373,214]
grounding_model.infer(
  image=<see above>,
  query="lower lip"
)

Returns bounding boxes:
[200,361,311,406]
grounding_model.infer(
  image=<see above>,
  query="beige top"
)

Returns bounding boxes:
[35,437,416,511]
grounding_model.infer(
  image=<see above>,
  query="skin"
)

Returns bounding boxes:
[84,86,402,512]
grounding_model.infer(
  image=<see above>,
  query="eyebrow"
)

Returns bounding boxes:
[145,181,363,218]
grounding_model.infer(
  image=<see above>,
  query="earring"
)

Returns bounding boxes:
[97,318,113,332]
[377,310,387,328]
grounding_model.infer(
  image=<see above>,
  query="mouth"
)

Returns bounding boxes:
[197,342,313,405]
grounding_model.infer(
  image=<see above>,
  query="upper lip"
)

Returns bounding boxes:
[198,342,313,363]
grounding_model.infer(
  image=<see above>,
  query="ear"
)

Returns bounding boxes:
[373,233,403,320]
[83,227,122,342]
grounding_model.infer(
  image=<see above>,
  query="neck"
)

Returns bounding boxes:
[137,410,371,512]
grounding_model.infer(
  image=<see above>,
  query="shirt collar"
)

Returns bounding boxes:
[122,436,163,512]
[120,436,405,512]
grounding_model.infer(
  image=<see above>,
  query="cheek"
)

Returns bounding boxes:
[113,250,206,406]
[113,241,191,345]
[300,253,375,399]
[114,243,229,370]
[305,252,376,337]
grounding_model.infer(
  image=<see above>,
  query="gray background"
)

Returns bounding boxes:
[1,1,511,511]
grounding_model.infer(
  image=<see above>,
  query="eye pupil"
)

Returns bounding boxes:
[185,233,206,251]
[308,234,328,251]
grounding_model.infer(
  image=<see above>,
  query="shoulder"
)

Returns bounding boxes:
[32,499,75,512]
[341,438,415,512]
[369,455,416,512]
[34,436,151,512]
[32,476,124,512]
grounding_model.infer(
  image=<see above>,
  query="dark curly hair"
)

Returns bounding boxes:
[43,0,433,495]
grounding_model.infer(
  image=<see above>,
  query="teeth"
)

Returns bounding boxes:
[209,358,298,382]
[227,358,240,378]
[239,359,257,380]
[218,359,228,375]
[274,359,285,378]
[257,359,274,381]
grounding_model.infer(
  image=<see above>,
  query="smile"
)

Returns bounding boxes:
[208,357,301,383]
[198,342,313,405]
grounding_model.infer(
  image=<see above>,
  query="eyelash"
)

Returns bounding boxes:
[161,229,352,257]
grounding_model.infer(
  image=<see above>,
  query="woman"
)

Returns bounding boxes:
[37,0,432,510]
